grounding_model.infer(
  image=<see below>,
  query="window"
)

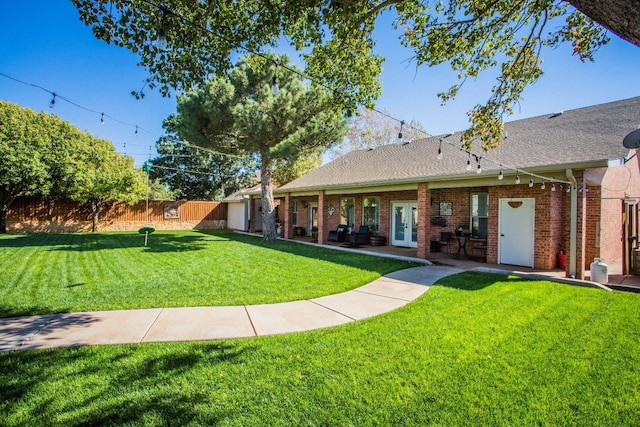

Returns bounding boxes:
[363,197,380,232]
[292,201,298,226]
[340,198,355,228]
[470,193,488,239]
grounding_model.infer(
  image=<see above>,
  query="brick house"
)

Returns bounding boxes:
[270,97,640,279]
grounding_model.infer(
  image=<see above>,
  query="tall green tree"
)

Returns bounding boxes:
[149,136,256,200]
[0,102,92,233]
[0,102,52,233]
[272,148,323,186]
[67,137,147,232]
[169,54,346,241]
[72,0,631,148]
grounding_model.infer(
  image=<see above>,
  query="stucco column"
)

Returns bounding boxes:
[317,190,326,245]
[417,183,431,259]
[283,192,291,239]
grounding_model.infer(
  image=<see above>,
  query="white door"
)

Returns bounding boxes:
[499,198,535,267]
[391,202,418,248]
[227,202,247,231]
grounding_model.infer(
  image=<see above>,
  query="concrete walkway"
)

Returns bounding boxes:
[0,265,463,353]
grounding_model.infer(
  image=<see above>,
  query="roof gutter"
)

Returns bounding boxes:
[566,168,578,278]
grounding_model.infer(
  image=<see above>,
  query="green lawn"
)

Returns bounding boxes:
[0,230,418,317]
[1,272,638,426]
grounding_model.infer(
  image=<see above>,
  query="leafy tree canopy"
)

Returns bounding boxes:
[71,0,631,148]
[167,54,347,240]
[329,108,426,160]
[66,134,147,232]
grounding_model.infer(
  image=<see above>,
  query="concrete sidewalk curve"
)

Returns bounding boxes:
[0,266,462,352]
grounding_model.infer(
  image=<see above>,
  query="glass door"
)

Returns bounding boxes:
[391,202,418,248]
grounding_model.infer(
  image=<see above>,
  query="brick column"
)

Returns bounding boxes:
[575,180,588,279]
[317,191,326,245]
[417,183,431,260]
[283,193,291,239]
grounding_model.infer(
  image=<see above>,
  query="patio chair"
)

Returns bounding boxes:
[438,231,453,253]
[349,225,369,248]
[328,224,349,242]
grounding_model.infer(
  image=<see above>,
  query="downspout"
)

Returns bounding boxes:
[566,168,578,278]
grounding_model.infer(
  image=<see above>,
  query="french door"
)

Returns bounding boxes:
[391,202,418,248]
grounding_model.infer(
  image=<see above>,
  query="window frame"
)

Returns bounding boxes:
[340,197,355,228]
[470,193,489,239]
[362,197,380,232]
[292,200,298,227]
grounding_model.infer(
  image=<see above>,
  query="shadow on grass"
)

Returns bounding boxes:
[0,232,217,253]
[197,230,422,276]
[431,270,531,291]
[0,342,250,424]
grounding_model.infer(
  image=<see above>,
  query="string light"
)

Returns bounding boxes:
[551,183,556,191]
[101,112,105,126]
[135,125,139,136]
[49,93,56,108]
[156,7,168,51]
[529,179,534,188]
[515,173,520,184]
[466,153,472,171]
[156,28,167,51]
[498,166,503,180]
[541,181,546,190]
[0,2,575,192]
[271,62,280,95]
[437,140,443,160]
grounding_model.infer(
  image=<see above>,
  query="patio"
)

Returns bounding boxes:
[286,234,640,291]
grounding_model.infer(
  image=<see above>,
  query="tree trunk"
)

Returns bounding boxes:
[0,197,16,234]
[90,200,100,233]
[260,153,277,242]
[571,0,640,47]
[0,206,7,234]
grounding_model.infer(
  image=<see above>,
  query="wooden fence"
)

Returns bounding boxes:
[7,197,227,233]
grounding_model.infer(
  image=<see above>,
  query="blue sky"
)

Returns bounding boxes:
[1,1,639,167]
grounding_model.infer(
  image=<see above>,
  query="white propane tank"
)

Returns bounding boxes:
[590,258,609,284]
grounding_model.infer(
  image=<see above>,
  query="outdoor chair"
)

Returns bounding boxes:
[328,224,349,242]
[349,225,369,248]
[438,231,453,253]
[471,239,487,261]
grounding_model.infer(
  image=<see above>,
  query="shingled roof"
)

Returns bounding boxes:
[279,96,639,192]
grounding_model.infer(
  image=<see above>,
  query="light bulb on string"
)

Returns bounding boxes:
[551,183,556,191]
[476,157,482,174]
[516,174,520,184]
[156,7,168,51]
[529,179,534,188]
[567,185,571,193]
[498,167,503,180]
[437,141,443,160]
[398,120,405,140]
[135,125,139,136]
[541,181,546,190]
[156,28,167,51]
[271,62,280,95]
[101,113,105,126]
[345,109,355,125]
[466,153,472,171]
[49,93,56,108]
